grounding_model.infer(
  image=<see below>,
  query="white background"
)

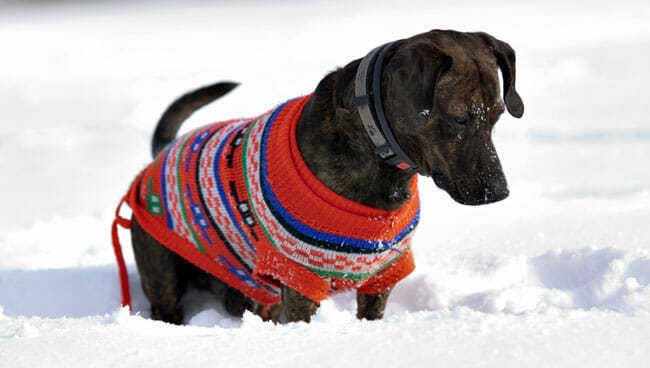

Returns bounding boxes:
[1,0,649,366]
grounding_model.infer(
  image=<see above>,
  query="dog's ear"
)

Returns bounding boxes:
[333,63,359,113]
[382,41,453,132]
[478,33,524,118]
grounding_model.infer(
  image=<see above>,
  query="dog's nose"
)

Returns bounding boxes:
[476,183,509,204]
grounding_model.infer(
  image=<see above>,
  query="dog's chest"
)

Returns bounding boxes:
[133,96,419,304]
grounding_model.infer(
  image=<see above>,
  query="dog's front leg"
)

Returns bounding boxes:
[356,286,394,320]
[281,284,318,322]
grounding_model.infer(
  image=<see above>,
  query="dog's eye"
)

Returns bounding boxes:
[453,117,469,127]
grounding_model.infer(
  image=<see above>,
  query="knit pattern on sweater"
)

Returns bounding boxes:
[126,95,420,305]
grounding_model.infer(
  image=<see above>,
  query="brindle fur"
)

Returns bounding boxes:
[131,29,523,324]
[297,30,523,208]
[356,287,394,320]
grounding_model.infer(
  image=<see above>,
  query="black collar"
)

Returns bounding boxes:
[354,42,425,175]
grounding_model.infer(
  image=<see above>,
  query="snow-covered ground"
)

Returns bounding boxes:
[1,0,650,366]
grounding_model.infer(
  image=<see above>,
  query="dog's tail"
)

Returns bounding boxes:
[151,81,239,158]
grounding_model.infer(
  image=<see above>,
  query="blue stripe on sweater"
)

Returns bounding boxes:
[160,143,174,230]
[259,102,418,252]
[214,126,257,256]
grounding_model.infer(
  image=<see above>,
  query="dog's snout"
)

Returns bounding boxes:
[436,171,509,206]
[475,171,509,205]
[476,184,509,205]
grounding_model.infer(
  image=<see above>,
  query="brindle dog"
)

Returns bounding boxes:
[131,29,524,324]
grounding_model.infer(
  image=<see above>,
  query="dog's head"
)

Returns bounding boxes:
[357,30,524,205]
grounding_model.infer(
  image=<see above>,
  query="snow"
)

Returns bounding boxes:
[1,0,650,367]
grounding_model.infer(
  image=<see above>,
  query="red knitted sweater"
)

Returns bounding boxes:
[114,95,420,307]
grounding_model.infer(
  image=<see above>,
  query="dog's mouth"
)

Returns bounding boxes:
[431,172,509,206]
[432,173,449,192]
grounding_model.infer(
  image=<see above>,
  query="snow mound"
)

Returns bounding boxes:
[188,309,242,329]
[2,246,648,323]
[388,246,650,316]
[532,247,650,312]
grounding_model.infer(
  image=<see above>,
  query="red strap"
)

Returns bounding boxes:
[111,195,132,309]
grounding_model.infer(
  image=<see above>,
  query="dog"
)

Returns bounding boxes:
[112,29,523,325]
